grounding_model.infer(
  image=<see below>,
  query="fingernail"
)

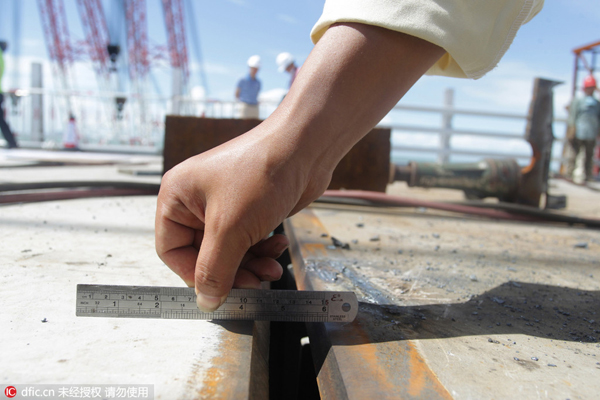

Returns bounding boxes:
[275,242,289,254]
[195,290,225,313]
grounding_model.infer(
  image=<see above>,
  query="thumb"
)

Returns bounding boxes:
[194,222,250,312]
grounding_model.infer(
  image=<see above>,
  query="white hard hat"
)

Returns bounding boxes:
[247,55,261,68]
[276,52,294,72]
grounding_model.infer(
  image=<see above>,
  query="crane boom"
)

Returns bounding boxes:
[124,0,149,82]
[75,0,110,83]
[161,0,189,86]
[36,0,74,91]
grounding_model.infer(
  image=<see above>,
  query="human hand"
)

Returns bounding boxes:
[155,123,331,311]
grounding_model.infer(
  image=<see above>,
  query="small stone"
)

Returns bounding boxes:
[432,233,440,239]
[331,237,344,247]
[356,223,364,228]
[574,242,588,249]
[469,275,478,282]
[370,235,380,242]
[531,357,539,361]
[41,318,48,323]
[547,363,557,367]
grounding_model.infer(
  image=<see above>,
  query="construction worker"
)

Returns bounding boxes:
[0,41,18,149]
[156,0,545,312]
[276,52,299,88]
[235,55,261,119]
[63,114,80,150]
[566,75,600,182]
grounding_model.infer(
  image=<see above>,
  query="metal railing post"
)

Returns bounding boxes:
[31,63,44,143]
[438,88,454,164]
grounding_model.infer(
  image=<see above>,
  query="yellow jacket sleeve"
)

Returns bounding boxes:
[311,0,544,79]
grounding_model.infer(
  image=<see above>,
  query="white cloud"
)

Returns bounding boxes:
[456,60,571,118]
[379,114,393,126]
[392,132,438,148]
[259,88,287,104]
[277,14,298,25]
[202,61,236,77]
[451,136,531,155]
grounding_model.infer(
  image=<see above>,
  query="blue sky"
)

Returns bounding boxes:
[1,1,599,124]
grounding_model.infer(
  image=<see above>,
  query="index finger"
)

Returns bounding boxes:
[155,214,205,287]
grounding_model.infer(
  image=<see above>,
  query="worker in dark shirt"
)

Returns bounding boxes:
[0,41,18,149]
[567,75,600,182]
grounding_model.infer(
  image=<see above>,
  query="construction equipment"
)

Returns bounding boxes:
[163,78,563,209]
[390,78,564,208]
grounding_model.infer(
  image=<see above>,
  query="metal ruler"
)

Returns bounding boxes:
[76,284,358,323]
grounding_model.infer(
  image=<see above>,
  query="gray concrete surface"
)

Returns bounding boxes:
[0,151,263,399]
[2,148,599,399]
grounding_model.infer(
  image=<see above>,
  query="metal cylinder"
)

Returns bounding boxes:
[392,159,522,201]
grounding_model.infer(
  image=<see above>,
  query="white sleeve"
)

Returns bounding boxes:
[310,0,544,79]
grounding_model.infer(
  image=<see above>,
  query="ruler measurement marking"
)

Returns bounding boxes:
[76,284,357,322]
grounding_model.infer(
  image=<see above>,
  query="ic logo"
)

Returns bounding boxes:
[4,386,17,398]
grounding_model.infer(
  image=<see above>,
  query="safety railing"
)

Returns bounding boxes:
[1,88,569,170]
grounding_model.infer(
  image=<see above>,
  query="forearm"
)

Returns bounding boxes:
[259,23,444,173]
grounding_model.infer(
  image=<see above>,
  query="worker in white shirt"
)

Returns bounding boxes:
[276,52,300,88]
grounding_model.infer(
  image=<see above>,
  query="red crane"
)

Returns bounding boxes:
[36,0,74,92]
[571,40,600,97]
[75,0,110,85]
[161,0,189,87]
[124,0,150,84]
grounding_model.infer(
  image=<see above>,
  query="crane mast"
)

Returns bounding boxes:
[162,0,190,112]
[75,0,111,87]
[124,0,149,85]
[36,0,74,114]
